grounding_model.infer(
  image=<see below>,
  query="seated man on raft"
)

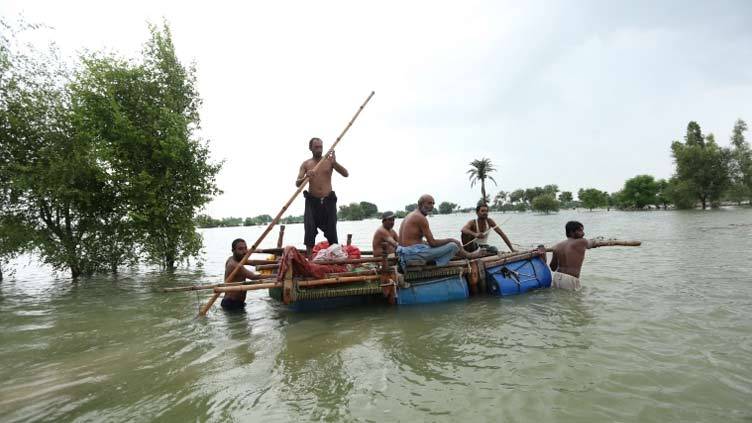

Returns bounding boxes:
[222,238,263,310]
[397,194,483,269]
[372,211,400,257]
[460,203,516,255]
[549,221,599,291]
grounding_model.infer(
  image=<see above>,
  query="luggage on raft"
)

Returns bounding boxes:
[485,256,552,296]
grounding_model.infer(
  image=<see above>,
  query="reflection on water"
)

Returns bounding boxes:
[1,209,752,422]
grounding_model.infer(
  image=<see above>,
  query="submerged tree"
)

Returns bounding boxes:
[727,119,751,204]
[531,194,560,214]
[467,158,497,204]
[619,175,659,209]
[671,122,730,209]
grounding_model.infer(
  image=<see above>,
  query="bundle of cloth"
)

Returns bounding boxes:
[276,242,363,281]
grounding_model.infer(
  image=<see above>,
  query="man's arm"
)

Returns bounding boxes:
[460,220,479,238]
[328,151,349,177]
[489,218,516,252]
[421,218,460,248]
[240,266,262,280]
[549,251,559,271]
[295,162,308,187]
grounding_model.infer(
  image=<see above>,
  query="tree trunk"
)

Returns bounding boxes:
[481,180,487,204]
[70,264,81,279]
[701,196,707,210]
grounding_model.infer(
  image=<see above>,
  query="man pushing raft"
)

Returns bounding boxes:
[295,137,349,257]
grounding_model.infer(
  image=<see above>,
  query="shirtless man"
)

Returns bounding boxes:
[222,238,263,310]
[460,203,515,254]
[295,137,349,257]
[549,221,598,290]
[372,211,400,257]
[397,194,481,268]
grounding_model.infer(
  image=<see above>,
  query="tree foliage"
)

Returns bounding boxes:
[619,175,659,209]
[0,20,221,276]
[437,201,458,214]
[578,188,608,211]
[531,194,560,214]
[727,119,751,204]
[467,158,497,204]
[671,122,731,209]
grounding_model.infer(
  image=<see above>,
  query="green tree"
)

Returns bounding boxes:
[0,20,141,277]
[405,204,417,212]
[509,189,525,205]
[578,188,608,211]
[492,191,507,211]
[72,23,222,270]
[531,194,560,214]
[727,119,751,204]
[664,177,696,209]
[338,203,365,221]
[359,201,379,218]
[655,179,670,209]
[438,201,458,214]
[558,191,573,203]
[620,175,659,209]
[467,158,497,204]
[0,215,32,281]
[671,122,731,209]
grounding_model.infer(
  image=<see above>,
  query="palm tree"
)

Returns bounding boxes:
[467,158,497,204]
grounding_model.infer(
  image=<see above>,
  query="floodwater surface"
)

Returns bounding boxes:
[1,209,751,422]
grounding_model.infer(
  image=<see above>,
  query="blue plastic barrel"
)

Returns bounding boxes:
[485,256,552,296]
[397,275,469,305]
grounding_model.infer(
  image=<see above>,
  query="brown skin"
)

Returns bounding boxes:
[372,217,399,256]
[224,241,262,303]
[399,195,483,258]
[295,138,349,198]
[460,205,516,252]
[549,225,595,278]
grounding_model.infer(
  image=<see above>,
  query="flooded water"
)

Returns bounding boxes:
[1,209,751,422]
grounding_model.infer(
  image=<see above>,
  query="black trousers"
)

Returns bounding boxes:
[303,190,338,247]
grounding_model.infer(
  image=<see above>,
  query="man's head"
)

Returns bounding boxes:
[309,137,323,159]
[381,211,396,230]
[565,221,584,239]
[417,194,435,215]
[476,203,489,219]
[231,238,248,261]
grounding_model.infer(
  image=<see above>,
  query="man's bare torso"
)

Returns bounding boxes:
[398,211,428,246]
[372,227,398,256]
[551,238,588,278]
[301,158,334,198]
[224,257,247,302]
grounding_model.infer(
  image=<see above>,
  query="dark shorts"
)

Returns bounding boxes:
[303,190,338,247]
[220,297,246,311]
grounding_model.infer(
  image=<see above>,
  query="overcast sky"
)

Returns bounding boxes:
[3,0,751,217]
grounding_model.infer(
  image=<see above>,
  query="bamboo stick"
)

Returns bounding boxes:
[276,225,286,248]
[253,256,397,271]
[199,91,375,316]
[213,274,382,293]
[163,278,278,293]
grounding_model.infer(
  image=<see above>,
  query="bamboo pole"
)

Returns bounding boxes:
[198,91,375,316]
[163,279,278,293]
[253,256,397,271]
[276,225,286,248]
[213,274,382,293]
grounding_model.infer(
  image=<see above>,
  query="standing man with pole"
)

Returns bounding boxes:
[296,137,349,257]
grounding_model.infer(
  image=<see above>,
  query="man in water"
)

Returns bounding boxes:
[222,238,263,310]
[372,211,400,257]
[397,194,482,269]
[549,221,598,290]
[460,203,516,254]
[295,137,349,257]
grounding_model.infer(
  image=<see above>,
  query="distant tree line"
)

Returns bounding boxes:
[194,214,273,228]
[487,119,751,212]
[0,21,221,279]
